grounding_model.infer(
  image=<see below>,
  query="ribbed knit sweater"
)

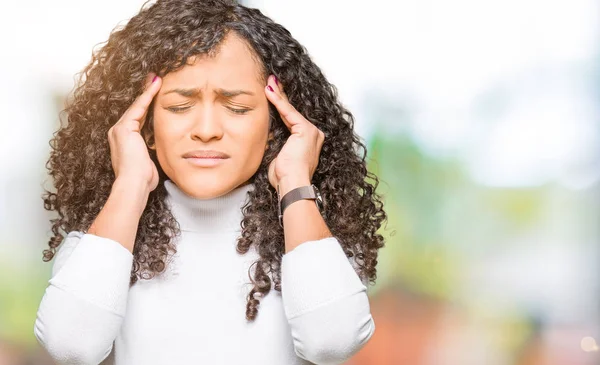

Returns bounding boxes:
[34,179,375,365]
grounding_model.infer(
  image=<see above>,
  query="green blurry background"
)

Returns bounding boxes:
[1,0,599,364]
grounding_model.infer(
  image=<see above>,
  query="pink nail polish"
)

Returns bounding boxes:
[267,85,274,92]
[152,75,158,83]
[274,76,278,85]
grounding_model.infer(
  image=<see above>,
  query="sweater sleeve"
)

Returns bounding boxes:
[34,231,134,365]
[280,236,375,365]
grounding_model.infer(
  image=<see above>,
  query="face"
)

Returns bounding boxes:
[150,32,270,199]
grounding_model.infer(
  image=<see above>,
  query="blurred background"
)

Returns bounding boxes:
[1,0,599,364]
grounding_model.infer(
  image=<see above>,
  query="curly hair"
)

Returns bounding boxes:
[42,0,387,321]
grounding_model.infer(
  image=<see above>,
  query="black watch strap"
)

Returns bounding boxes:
[277,184,323,227]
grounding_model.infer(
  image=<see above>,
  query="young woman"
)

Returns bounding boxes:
[35,0,387,364]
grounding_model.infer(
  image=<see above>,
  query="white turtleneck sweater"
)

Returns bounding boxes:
[34,179,375,365]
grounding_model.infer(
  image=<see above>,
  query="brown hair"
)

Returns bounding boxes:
[42,0,387,321]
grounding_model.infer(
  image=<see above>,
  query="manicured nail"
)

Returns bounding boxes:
[152,75,158,83]
[267,85,274,92]
[274,76,278,85]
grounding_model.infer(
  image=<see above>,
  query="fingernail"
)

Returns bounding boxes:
[152,75,158,83]
[267,85,274,92]
[274,76,278,85]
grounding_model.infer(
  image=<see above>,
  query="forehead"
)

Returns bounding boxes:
[162,32,265,90]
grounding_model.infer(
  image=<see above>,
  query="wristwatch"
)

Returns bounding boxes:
[277,184,323,228]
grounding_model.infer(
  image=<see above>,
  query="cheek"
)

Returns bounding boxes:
[230,116,270,162]
[151,111,167,144]
[151,114,182,172]
[152,113,183,146]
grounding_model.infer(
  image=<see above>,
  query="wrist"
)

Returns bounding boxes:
[277,175,311,199]
[114,176,152,194]
[112,178,151,214]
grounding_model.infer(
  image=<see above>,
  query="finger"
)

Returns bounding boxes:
[138,92,155,132]
[134,73,156,129]
[122,74,162,130]
[265,77,307,131]
[133,74,161,122]
[272,75,288,102]
[144,72,156,88]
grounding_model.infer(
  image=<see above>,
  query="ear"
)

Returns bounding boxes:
[265,130,274,150]
[142,129,156,150]
[141,112,158,150]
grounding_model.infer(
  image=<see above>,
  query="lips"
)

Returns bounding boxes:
[182,150,230,159]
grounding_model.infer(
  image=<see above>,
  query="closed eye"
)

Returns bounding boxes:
[226,106,251,115]
[165,105,251,115]
[166,105,192,113]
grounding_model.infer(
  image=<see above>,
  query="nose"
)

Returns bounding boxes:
[190,105,224,142]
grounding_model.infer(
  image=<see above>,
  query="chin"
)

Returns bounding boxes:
[174,174,236,199]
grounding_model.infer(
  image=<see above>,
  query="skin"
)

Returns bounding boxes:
[150,32,271,199]
[90,31,332,254]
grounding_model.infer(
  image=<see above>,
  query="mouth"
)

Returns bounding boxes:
[182,149,230,168]
[184,156,229,168]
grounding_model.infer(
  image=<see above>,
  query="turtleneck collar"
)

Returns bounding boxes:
[164,179,254,233]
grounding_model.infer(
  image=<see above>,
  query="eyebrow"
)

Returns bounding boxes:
[162,88,255,98]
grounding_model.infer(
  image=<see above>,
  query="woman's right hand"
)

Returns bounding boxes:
[108,73,162,192]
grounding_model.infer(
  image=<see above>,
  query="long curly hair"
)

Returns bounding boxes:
[42,0,387,321]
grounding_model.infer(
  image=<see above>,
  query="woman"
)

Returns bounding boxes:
[35,0,387,364]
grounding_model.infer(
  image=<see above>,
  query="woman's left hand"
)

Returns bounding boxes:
[265,75,325,196]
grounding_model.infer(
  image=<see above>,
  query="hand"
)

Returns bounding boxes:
[265,75,325,197]
[108,72,162,192]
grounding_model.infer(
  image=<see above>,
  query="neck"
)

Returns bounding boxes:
[164,179,254,233]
